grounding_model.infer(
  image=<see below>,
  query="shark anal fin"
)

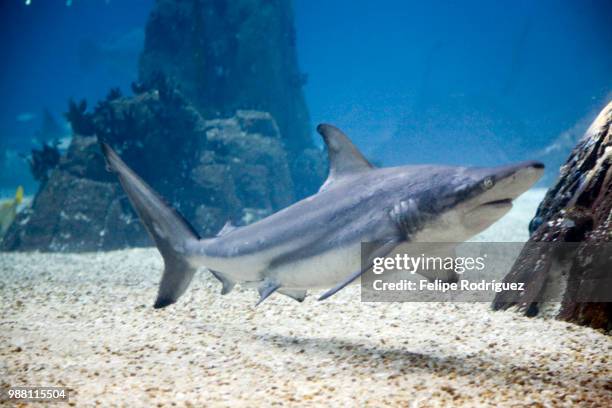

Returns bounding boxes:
[318,238,400,301]
[278,289,307,303]
[209,270,235,295]
[256,279,280,306]
[316,124,374,191]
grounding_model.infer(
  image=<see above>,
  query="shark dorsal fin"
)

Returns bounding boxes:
[317,124,374,190]
[217,221,237,236]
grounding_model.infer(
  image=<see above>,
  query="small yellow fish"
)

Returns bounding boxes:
[0,186,24,237]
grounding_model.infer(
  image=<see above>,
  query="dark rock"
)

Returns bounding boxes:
[1,169,146,251]
[138,0,316,182]
[201,111,295,210]
[64,99,95,136]
[60,135,113,181]
[2,0,326,252]
[235,110,282,140]
[2,90,310,252]
[493,101,612,331]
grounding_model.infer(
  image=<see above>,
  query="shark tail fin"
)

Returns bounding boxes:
[15,186,24,205]
[100,143,201,309]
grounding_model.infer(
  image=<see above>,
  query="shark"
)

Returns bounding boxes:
[100,124,544,308]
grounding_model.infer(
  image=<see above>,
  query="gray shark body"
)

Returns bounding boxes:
[101,124,543,308]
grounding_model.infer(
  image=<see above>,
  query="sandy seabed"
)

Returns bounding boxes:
[1,189,611,407]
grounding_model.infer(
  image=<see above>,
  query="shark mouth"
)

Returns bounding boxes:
[480,198,513,207]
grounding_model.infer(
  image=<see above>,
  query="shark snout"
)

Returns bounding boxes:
[477,160,545,205]
[494,160,544,189]
[530,161,545,170]
[493,160,544,177]
[458,160,544,235]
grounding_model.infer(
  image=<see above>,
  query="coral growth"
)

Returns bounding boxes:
[28,143,60,183]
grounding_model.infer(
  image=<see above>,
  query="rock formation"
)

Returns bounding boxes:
[2,84,321,251]
[1,0,326,252]
[139,0,315,188]
[493,101,612,331]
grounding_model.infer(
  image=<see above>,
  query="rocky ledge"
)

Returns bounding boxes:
[1,87,325,252]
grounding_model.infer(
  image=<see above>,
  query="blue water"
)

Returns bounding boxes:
[1,0,611,194]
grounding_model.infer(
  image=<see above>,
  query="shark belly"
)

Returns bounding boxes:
[192,238,364,290]
[190,251,267,283]
[269,242,363,289]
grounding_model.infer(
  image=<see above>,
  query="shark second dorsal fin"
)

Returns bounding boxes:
[317,124,374,191]
[217,220,237,236]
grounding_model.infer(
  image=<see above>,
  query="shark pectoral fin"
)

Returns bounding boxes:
[316,124,374,191]
[256,279,281,306]
[318,239,400,301]
[209,270,235,295]
[278,289,307,303]
[317,269,363,301]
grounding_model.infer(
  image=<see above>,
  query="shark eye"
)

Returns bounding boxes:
[482,177,494,189]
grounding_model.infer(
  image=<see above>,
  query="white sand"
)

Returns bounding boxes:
[1,188,610,407]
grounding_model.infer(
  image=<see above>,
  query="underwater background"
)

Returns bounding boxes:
[1,0,611,198]
[1,2,611,406]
